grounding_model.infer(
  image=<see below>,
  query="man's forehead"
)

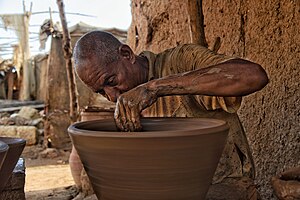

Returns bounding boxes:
[77,63,107,88]
[77,57,106,75]
[81,55,104,67]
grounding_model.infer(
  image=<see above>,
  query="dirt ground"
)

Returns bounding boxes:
[22,145,97,200]
[0,105,97,199]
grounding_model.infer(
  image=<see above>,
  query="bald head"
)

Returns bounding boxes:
[73,31,149,102]
[73,31,122,71]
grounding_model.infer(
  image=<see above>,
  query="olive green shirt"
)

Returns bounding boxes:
[141,44,255,184]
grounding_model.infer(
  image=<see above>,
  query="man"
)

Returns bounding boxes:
[73,30,268,199]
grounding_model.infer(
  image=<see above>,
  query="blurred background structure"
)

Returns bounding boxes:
[0,0,299,200]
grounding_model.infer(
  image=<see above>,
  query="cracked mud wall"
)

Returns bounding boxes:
[128,1,299,199]
[203,1,300,199]
[127,0,205,54]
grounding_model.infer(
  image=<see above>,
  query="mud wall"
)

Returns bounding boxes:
[203,1,300,199]
[128,0,204,54]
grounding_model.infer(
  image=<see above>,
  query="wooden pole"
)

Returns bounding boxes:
[7,69,14,100]
[56,0,79,122]
[18,0,31,100]
[187,0,208,47]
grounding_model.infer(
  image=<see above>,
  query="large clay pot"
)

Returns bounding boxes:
[69,107,114,193]
[0,137,26,192]
[68,117,229,200]
[0,141,9,170]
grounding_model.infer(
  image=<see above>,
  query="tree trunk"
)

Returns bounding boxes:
[19,13,32,100]
[44,37,72,149]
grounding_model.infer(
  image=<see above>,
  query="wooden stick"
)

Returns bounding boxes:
[31,10,96,18]
[7,70,14,100]
[56,0,79,122]
[187,0,208,47]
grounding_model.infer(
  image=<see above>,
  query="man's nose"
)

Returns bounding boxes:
[104,88,120,102]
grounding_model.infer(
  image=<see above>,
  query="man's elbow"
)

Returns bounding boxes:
[251,63,269,92]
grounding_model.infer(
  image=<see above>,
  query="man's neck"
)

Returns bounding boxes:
[136,54,149,83]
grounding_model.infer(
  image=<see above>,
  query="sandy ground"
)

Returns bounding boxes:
[22,145,81,200]
[25,164,76,198]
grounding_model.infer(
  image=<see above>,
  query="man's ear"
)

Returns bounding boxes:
[119,44,136,64]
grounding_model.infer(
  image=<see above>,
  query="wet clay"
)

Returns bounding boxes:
[0,137,26,192]
[271,166,300,200]
[0,141,9,170]
[68,117,229,200]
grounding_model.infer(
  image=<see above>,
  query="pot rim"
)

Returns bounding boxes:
[0,137,26,147]
[68,117,229,138]
[0,141,9,153]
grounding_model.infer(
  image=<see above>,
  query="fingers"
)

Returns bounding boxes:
[130,106,142,131]
[114,96,142,132]
[125,100,135,131]
[114,97,127,131]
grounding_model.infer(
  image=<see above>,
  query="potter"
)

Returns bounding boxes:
[73,30,268,199]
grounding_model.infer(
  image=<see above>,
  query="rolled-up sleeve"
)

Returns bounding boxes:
[198,95,242,113]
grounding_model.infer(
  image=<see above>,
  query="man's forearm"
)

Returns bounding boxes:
[146,58,268,97]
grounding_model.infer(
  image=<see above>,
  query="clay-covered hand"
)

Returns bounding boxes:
[114,84,157,132]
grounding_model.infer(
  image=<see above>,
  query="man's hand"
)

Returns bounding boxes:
[114,84,157,132]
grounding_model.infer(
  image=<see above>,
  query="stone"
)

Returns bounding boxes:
[17,106,39,119]
[0,125,37,145]
[80,169,94,196]
[40,148,60,159]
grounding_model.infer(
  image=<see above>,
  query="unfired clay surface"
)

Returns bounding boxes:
[68,118,229,200]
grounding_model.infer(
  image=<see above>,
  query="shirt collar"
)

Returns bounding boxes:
[139,51,157,81]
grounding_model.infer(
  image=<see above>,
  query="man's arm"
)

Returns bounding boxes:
[147,58,268,97]
[115,58,269,131]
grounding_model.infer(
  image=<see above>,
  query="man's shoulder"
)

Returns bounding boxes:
[164,43,209,52]
[140,44,210,58]
[160,44,214,59]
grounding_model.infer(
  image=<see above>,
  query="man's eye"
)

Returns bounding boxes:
[107,77,116,86]
[96,89,105,95]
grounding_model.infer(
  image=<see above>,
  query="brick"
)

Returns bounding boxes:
[17,106,39,120]
[0,125,37,145]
